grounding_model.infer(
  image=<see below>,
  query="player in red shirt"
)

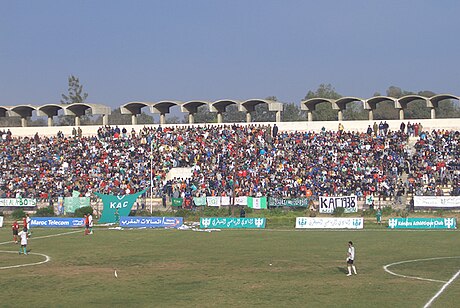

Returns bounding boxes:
[12,221,19,244]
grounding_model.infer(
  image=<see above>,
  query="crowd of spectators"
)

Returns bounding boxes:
[0,123,458,204]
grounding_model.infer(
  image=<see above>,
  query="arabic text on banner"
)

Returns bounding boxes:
[295,217,363,229]
[119,216,183,228]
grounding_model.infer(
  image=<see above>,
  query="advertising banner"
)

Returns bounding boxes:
[95,189,147,223]
[247,197,267,209]
[206,197,221,207]
[0,216,3,228]
[119,216,183,228]
[200,217,266,229]
[0,198,37,207]
[64,197,90,213]
[319,196,358,214]
[414,196,460,209]
[172,198,183,207]
[234,196,248,206]
[268,197,309,207]
[30,217,85,228]
[388,218,457,229]
[193,197,207,206]
[295,217,364,229]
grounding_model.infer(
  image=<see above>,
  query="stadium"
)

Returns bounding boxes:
[2,2,460,307]
[1,102,459,307]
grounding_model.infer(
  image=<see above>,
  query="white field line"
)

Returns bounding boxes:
[383,256,460,283]
[0,229,82,246]
[423,269,460,308]
[0,250,50,270]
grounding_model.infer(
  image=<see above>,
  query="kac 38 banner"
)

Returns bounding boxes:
[295,217,363,229]
[319,196,358,214]
[119,216,183,228]
[200,217,266,229]
[30,217,85,228]
[388,218,457,229]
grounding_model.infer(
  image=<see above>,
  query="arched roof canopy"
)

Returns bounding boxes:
[121,102,151,115]
[365,96,396,110]
[429,94,460,108]
[151,101,181,114]
[0,107,9,117]
[241,99,273,112]
[211,100,240,113]
[301,98,334,111]
[8,105,37,118]
[36,104,65,117]
[64,103,107,117]
[335,97,364,110]
[397,95,428,109]
[181,100,210,113]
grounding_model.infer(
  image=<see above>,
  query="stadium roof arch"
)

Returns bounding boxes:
[300,98,335,121]
[240,99,283,122]
[210,100,241,123]
[181,100,211,124]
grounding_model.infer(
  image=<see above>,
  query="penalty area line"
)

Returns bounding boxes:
[424,269,460,308]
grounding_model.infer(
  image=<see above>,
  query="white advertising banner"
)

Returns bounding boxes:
[319,196,358,214]
[0,216,3,228]
[206,197,221,207]
[295,217,364,229]
[414,196,460,209]
[234,196,248,206]
[0,198,37,207]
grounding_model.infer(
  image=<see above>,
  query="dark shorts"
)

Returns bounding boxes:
[13,229,18,235]
[347,259,354,265]
[85,224,90,229]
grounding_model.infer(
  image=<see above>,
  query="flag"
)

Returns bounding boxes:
[248,197,267,209]
[172,198,184,207]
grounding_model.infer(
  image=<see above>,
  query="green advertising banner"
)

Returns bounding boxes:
[200,217,266,229]
[388,217,457,229]
[268,197,310,207]
[95,189,147,223]
[172,198,184,207]
[64,197,90,214]
[193,197,207,206]
[247,197,267,209]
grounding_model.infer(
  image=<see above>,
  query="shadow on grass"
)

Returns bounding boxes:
[337,266,347,274]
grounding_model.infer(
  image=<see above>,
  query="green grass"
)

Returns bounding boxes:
[0,226,459,307]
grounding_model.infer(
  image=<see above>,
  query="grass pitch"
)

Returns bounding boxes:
[0,226,459,307]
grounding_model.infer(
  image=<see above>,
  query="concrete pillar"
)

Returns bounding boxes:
[368,110,373,121]
[131,115,137,125]
[103,114,109,125]
[399,109,404,120]
[160,113,166,124]
[308,111,313,122]
[337,110,343,121]
[217,112,223,123]
[47,116,53,127]
[276,110,281,122]
[430,108,436,119]
[188,113,194,124]
[21,118,28,127]
[74,116,80,126]
[246,112,251,123]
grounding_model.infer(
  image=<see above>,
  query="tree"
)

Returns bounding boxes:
[192,105,217,123]
[61,75,88,104]
[58,75,90,126]
[304,84,342,121]
[283,102,306,121]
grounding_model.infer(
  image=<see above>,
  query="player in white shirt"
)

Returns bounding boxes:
[18,228,28,255]
[346,241,357,276]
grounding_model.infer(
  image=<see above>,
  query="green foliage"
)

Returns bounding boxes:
[35,206,55,217]
[435,210,444,217]
[283,102,306,121]
[61,75,88,105]
[74,206,94,218]
[11,208,26,220]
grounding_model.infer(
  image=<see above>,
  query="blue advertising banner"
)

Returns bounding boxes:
[30,217,85,228]
[119,216,183,228]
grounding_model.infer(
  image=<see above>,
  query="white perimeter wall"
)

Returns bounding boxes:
[4,118,460,137]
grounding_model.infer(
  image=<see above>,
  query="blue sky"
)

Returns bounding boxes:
[1,0,459,109]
